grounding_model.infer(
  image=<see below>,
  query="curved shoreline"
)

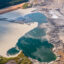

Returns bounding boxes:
[0,20,38,57]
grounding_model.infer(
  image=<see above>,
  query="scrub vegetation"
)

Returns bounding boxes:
[0,52,32,64]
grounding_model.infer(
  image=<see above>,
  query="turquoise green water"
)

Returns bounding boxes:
[7,47,19,55]
[24,12,47,24]
[17,38,56,62]
[7,13,56,62]
[25,28,46,39]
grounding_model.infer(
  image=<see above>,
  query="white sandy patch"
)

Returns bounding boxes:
[0,21,38,57]
[49,10,58,19]
[52,14,58,19]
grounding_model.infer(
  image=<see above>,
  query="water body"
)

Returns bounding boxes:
[13,12,47,24]
[24,12,47,24]
[7,12,56,62]
[0,0,28,9]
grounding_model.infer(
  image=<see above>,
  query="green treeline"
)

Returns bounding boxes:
[0,0,28,9]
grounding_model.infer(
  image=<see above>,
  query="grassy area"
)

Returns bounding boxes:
[22,3,29,9]
[0,52,32,64]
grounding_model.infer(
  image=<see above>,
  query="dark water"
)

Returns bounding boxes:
[7,47,19,55]
[7,13,56,62]
[16,37,56,62]
[0,0,28,9]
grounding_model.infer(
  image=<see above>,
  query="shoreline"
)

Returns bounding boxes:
[0,8,36,20]
[0,21,38,57]
[0,5,64,63]
[0,8,38,57]
[0,3,25,14]
[40,17,64,64]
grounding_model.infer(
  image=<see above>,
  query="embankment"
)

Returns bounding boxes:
[0,3,25,14]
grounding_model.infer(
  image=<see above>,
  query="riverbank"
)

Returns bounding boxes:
[0,3,25,14]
